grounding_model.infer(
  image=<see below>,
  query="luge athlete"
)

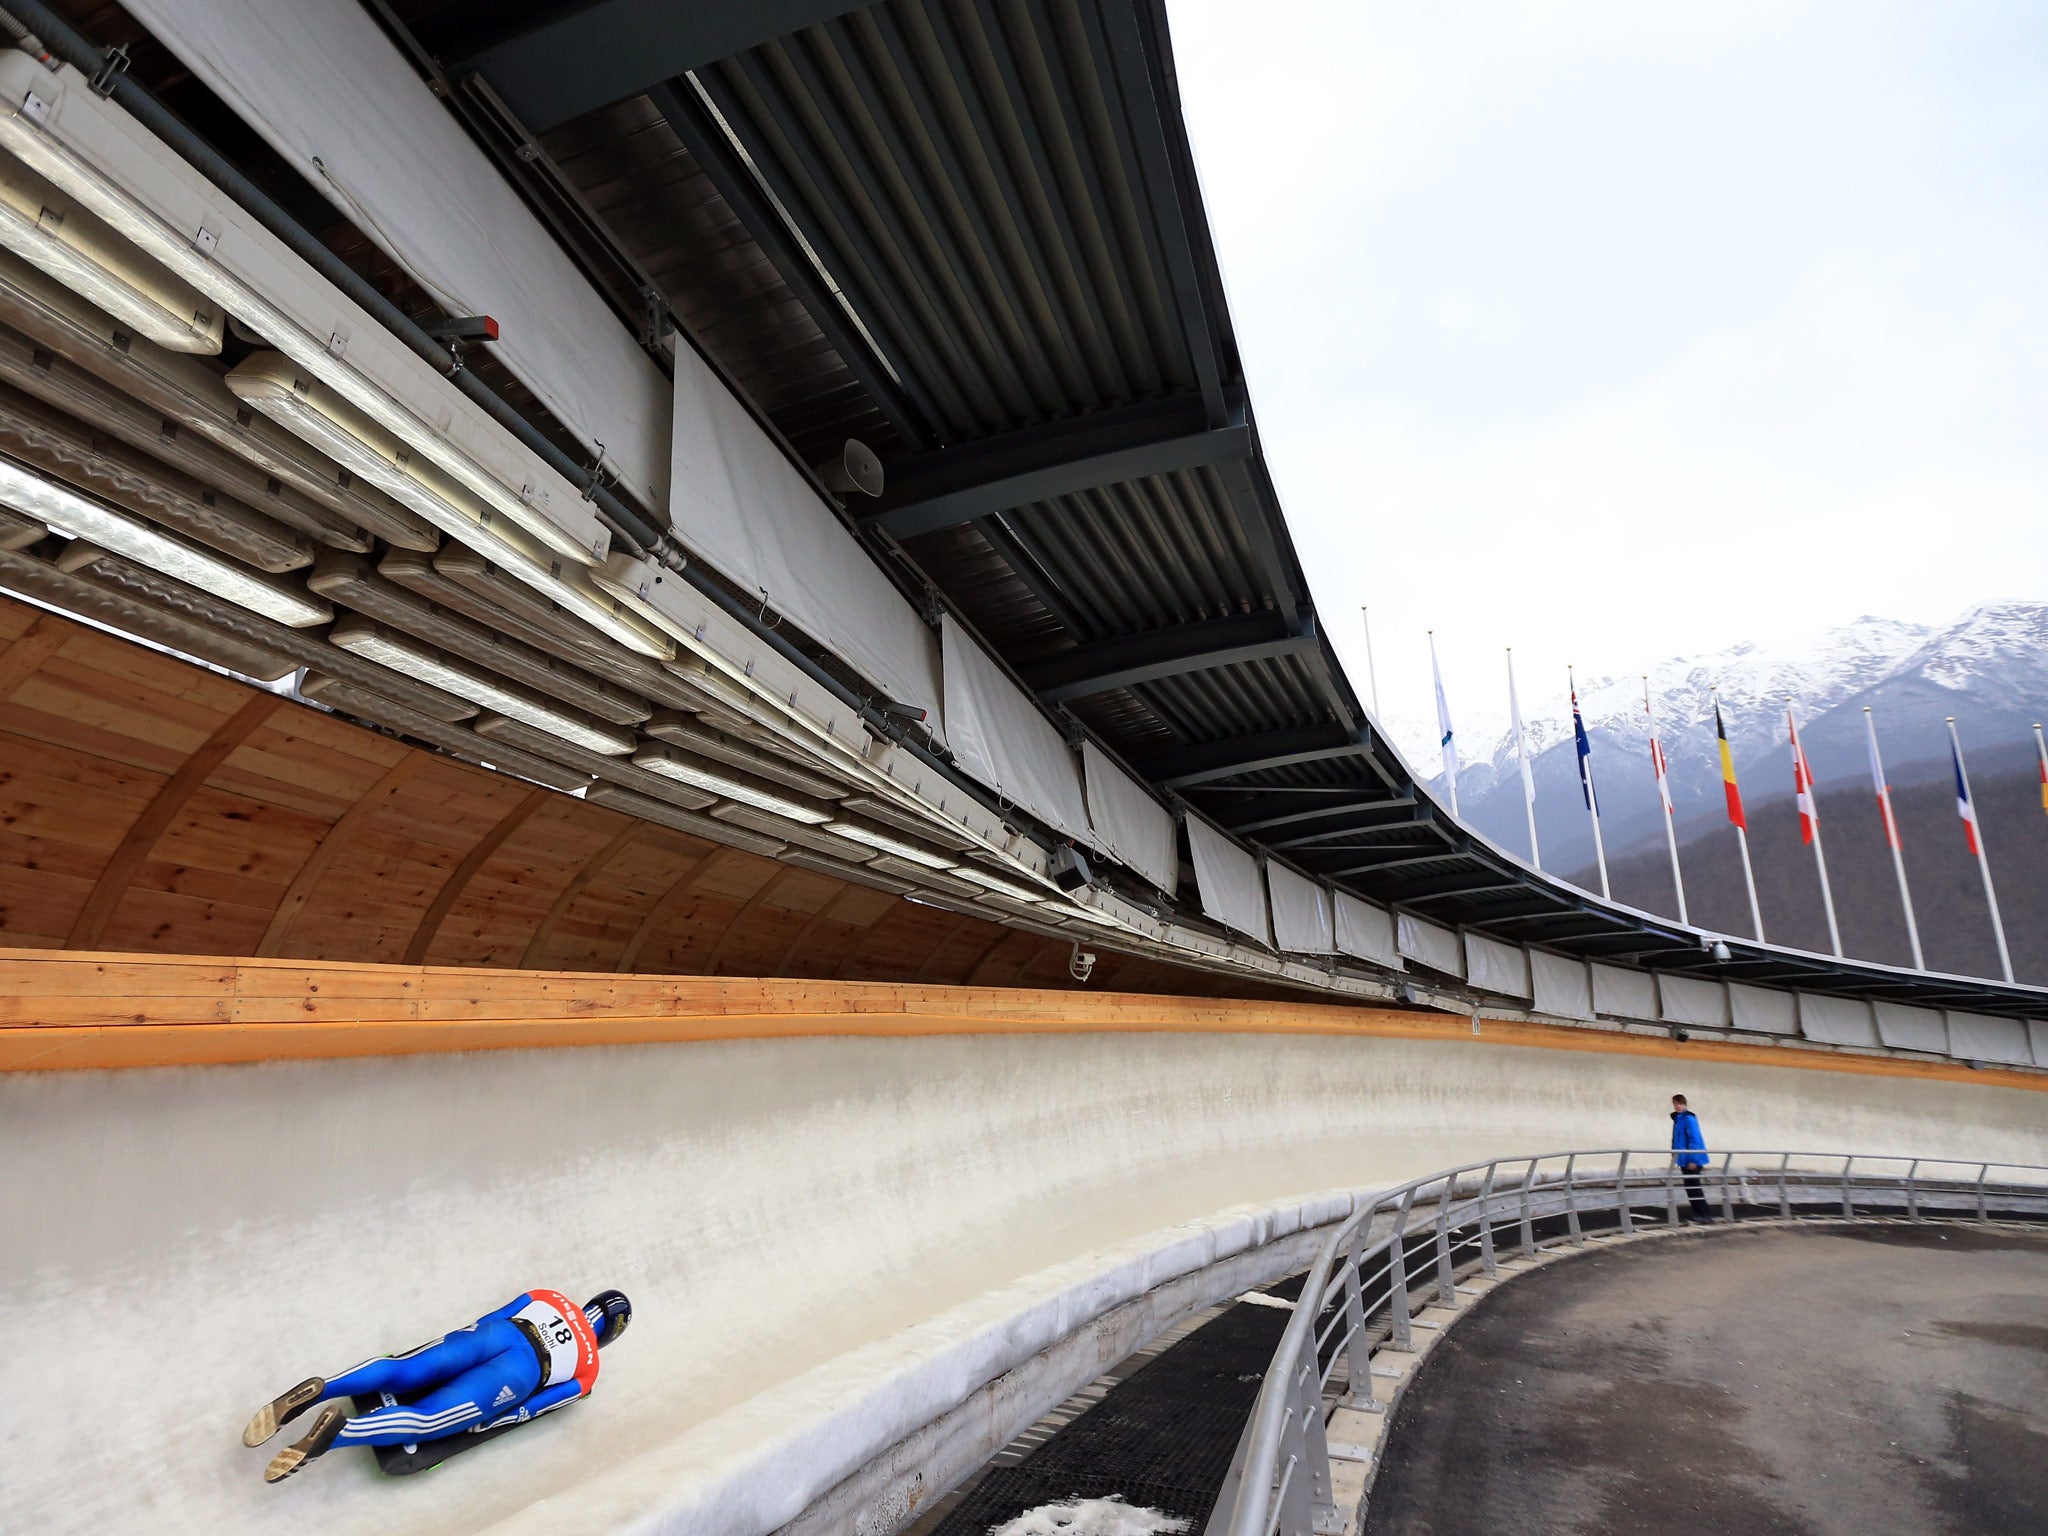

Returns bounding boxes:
[242,1288,631,1482]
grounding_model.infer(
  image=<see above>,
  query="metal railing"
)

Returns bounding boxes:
[1209,1150,2048,1536]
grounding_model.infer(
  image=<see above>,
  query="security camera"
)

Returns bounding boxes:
[1710,940,1732,963]
[1068,942,1097,983]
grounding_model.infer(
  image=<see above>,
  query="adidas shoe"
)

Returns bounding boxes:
[264,1402,347,1483]
[243,1378,327,1448]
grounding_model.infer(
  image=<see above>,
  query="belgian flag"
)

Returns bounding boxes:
[1714,694,1746,830]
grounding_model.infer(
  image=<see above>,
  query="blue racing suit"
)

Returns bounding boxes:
[318,1289,602,1448]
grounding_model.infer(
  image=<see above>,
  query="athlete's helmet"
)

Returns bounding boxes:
[585,1289,632,1347]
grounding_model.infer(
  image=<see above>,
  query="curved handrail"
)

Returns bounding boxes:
[1214,1150,2048,1536]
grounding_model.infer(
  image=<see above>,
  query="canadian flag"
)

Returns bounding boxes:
[1788,704,1819,845]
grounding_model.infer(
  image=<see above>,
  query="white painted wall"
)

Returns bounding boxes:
[5,1032,2043,1535]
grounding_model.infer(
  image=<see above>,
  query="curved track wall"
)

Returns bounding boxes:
[6,1008,2043,1536]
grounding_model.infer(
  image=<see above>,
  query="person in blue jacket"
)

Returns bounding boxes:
[242,1287,631,1483]
[1671,1094,1713,1222]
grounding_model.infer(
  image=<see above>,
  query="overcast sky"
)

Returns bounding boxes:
[1169,0,2048,756]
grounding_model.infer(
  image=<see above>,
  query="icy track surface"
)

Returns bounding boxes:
[6,1028,2045,1536]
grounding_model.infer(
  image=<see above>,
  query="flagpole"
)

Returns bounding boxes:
[1644,678,1688,925]
[1864,707,1924,971]
[1787,699,1842,957]
[1508,648,1540,867]
[1360,606,1381,717]
[1714,686,1764,941]
[1430,629,1458,815]
[1570,665,1610,899]
[1948,717,2013,983]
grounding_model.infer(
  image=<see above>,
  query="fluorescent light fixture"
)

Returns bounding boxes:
[826,818,958,870]
[0,457,330,626]
[1062,901,1127,929]
[228,355,673,662]
[329,617,635,755]
[0,63,609,572]
[632,743,834,823]
[0,154,221,353]
[952,864,1047,903]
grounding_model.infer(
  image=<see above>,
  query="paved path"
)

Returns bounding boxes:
[1368,1224,2048,1536]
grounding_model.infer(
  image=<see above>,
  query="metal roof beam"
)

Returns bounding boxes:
[645,80,941,449]
[867,399,1251,539]
[1024,612,1311,704]
[1140,725,1364,788]
[1315,847,1461,877]
[1398,876,1526,904]
[456,1,864,132]
[1234,795,1428,838]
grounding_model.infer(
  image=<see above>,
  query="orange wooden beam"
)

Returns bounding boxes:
[2,948,2041,1090]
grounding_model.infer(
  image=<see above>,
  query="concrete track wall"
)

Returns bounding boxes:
[6,1021,2044,1535]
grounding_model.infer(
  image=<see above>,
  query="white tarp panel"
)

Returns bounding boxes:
[940,615,1088,842]
[674,357,944,733]
[1590,963,1658,1021]
[1945,1011,2031,1066]
[1186,816,1270,945]
[1080,742,1177,893]
[1799,995,1879,1048]
[126,0,671,511]
[1464,933,1531,999]
[2033,1021,2048,1070]
[1267,863,1335,954]
[1396,914,1463,978]
[1334,893,1400,970]
[1658,975,1729,1029]
[1529,951,1592,1020]
[1874,1003,1947,1054]
[1728,984,1797,1036]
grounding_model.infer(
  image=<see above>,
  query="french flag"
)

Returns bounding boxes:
[1952,737,1981,856]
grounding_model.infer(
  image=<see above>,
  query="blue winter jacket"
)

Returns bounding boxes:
[1671,1110,1708,1172]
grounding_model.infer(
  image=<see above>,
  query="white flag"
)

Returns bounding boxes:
[1430,631,1458,813]
[1508,655,1535,807]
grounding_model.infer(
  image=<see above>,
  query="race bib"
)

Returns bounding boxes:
[511,1289,600,1393]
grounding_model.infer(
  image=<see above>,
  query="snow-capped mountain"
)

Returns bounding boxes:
[1414,601,2048,875]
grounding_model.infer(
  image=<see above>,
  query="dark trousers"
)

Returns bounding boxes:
[1683,1171,1713,1220]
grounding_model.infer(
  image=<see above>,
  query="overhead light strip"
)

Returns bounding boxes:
[0,456,329,626]
[228,354,673,662]
[329,617,634,756]
[0,56,606,570]
[0,151,221,353]
[632,743,836,824]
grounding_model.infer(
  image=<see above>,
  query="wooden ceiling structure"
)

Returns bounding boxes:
[0,595,1282,994]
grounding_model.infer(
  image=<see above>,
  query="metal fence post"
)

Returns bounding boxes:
[1976,1163,1989,1221]
[1841,1155,1855,1219]
[1478,1163,1500,1276]
[1294,1350,1339,1533]
[1388,1189,1416,1352]
[1434,1180,1458,1309]
[1616,1151,1634,1236]
[1778,1152,1792,1220]
[1906,1159,1921,1223]
[1518,1162,1537,1256]
[1664,1158,1680,1225]
[1565,1154,1583,1245]
[1341,1232,1378,1412]
[1719,1151,1736,1222]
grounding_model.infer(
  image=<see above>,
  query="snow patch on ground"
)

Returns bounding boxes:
[988,1497,1192,1536]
